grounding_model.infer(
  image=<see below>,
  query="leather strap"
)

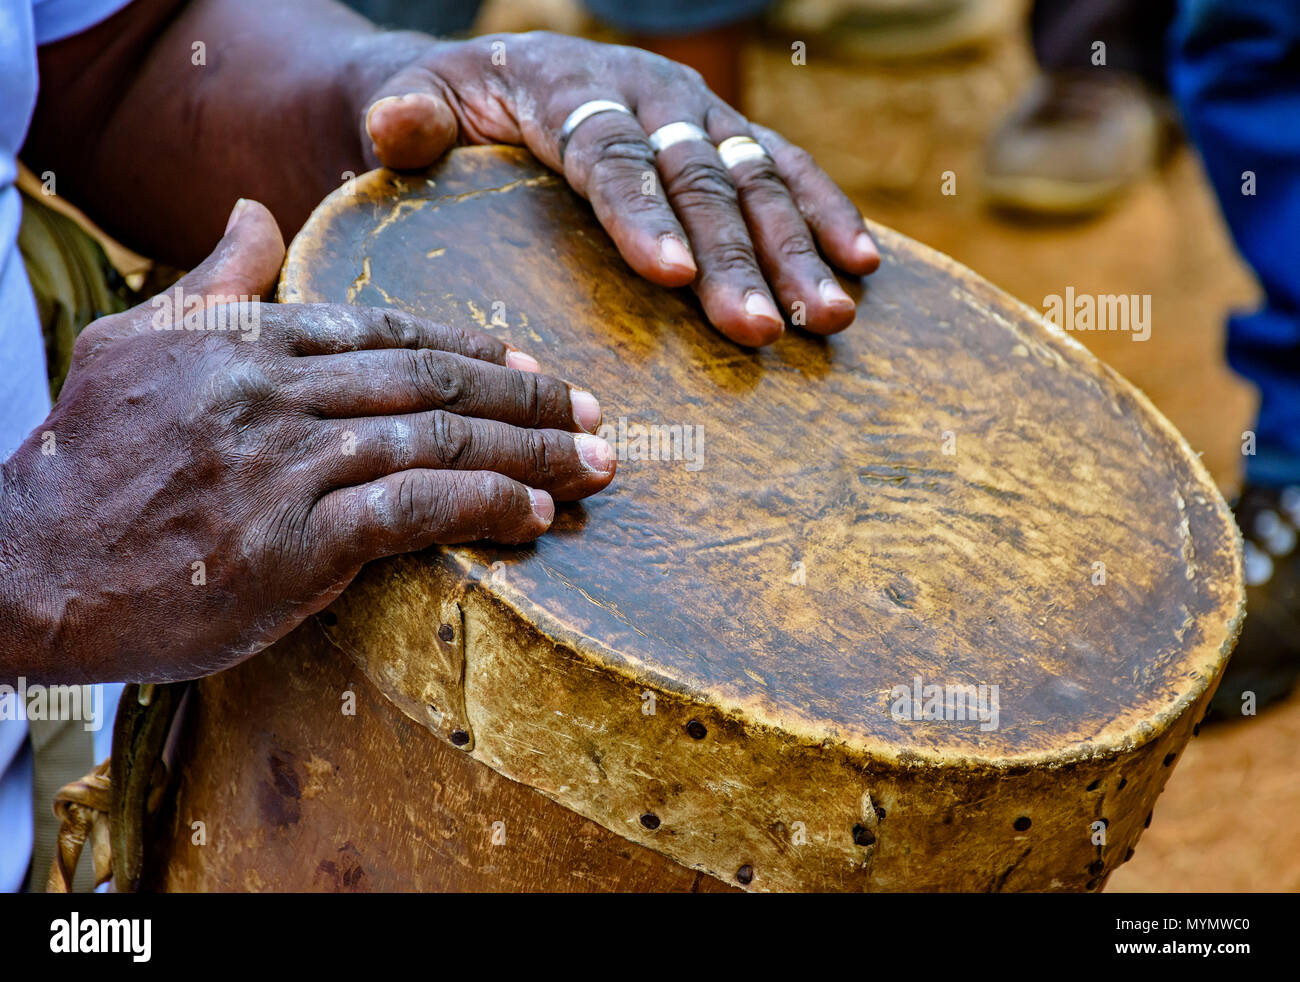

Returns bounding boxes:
[46,760,113,893]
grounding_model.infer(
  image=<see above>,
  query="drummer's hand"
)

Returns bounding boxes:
[357,32,879,347]
[0,200,614,684]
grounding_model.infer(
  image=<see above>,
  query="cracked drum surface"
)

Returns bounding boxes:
[146,146,1243,892]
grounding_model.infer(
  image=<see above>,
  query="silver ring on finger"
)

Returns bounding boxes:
[648,121,711,155]
[716,135,771,170]
[559,100,634,158]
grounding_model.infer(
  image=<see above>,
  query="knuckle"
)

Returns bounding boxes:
[586,132,655,170]
[667,60,706,90]
[533,375,573,427]
[190,399,308,493]
[509,370,544,425]
[604,181,668,219]
[408,349,465,406]
[458,326,502,362]
[441,323,501,363]
[740,166,790,205]
[773,229,819,263]
[524,429,555,480]
[670,159,738,207]
[204,357,283,427]
[706,239,761,276]
[472,471,519,518]
[276,303,343,351]
[375,308,421,349]
[249,305,288,347]
[429,410,473,468]
[391,470,435,530]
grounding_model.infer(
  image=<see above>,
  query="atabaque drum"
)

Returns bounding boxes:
[132,146,1243,892]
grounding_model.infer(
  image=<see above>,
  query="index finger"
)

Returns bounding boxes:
[275,304,542,372]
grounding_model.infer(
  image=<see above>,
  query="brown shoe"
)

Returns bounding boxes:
[983,70,1168,217]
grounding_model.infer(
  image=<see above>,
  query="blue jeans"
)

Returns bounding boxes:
[1170,0,1300,487]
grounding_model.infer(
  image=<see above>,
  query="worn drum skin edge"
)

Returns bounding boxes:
[277,157,1245,892]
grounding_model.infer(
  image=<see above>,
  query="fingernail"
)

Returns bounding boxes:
[575,433,615,473]
[529,488,555,525]
[225,198,249,234]
[505,351,540,373]
[658,236,696,274]
[854,231,877,261]
[744,291,784,328]
[818,278,854,308]
[365,95,404,143]
[570,389,601,432]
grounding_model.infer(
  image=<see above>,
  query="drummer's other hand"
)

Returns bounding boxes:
[357,32,879,347]
[0,199,613,683]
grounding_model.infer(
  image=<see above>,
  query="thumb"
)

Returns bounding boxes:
[178,198,285,301]
[362,70,459,171]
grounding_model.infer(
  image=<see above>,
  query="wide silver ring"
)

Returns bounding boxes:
[717,135,771,170]
[648,121,710,155]
[559,100,633,155]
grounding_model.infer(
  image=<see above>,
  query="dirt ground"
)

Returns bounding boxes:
[482,0,1298,891]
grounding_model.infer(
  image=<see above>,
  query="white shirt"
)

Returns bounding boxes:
[0,0,132,893]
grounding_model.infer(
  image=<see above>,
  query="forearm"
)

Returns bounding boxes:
[24,0,442,266]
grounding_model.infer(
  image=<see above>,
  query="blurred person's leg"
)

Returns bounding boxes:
[984,0,1177,215]
[1171,0,1300,719]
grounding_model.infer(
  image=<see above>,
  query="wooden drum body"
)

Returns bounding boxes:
[136,147,1243,892]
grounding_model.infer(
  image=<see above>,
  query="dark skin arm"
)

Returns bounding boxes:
[4,1,882,683]
[28,0,384,266]
[27,0,879,347]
